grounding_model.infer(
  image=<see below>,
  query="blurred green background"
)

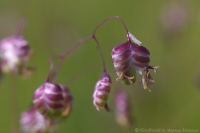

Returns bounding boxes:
[1,0,200,133]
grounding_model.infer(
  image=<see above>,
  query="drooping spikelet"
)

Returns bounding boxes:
[115,90,133,127]
[112,32,159,91]
[128,32,159,91]
[33,82,74,120]
[0,35,33,76]
[20,107,57,133]
[0,35,30,57]
[33,82,66,120]
[93,72,112,111]
[111,41,136,85]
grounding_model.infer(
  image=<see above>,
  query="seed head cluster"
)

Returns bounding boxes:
[0,16,159,132]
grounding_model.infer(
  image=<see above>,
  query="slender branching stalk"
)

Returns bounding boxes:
[51,16,129,82]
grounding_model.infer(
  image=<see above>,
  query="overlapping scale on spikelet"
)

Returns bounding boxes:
[59,85,73,118]
[93,72,112,111]
[130,44,150,69]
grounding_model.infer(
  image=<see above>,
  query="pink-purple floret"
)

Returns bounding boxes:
[112,48,132,63]
[0,35,29,57]
[115,91,128,111]
[44,82,62,93]
[133,54,150,63]
[21,108,40,126]
[20,107,56,133]
[46,93,63,101]
[131,44,150,56]
[33,82,74,118]
[33,82,65,110]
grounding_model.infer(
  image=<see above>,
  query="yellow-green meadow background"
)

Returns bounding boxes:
[0,0,200,133]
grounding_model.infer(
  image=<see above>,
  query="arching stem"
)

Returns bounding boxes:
[52,35,92,82]
[92,16,130,42]
[52,16,130,81]
[92,36,106,72]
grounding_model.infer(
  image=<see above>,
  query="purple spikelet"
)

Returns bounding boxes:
[0,35,29,57]
[128,32,159,91]
[115,90,133,127]
[131,44,158,91]
[0,34,33,76]
[20,108,57,133]
[0,35,30,74]
[93,72,112,111]
[111,41,136,85]
[33,82,66,120]
[111,32,159,91]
